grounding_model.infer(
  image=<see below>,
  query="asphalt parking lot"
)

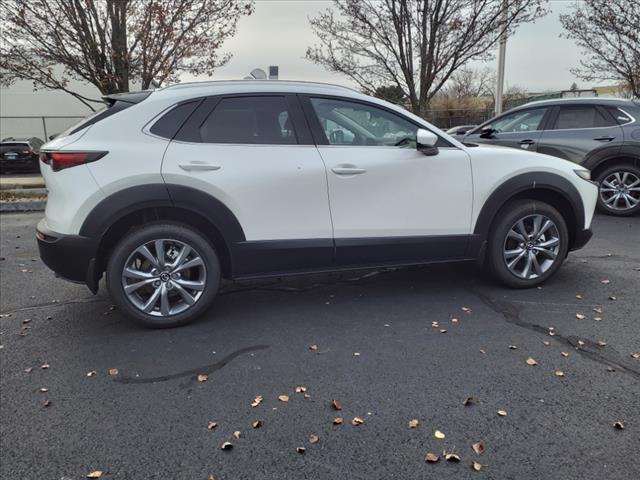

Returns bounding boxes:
[1,211,639,480]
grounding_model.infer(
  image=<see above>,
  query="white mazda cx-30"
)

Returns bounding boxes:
[36,80,598,327]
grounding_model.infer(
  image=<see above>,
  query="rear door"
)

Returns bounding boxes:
[537,104,622,164]
[161,94,334,275]
[465,107,550,151]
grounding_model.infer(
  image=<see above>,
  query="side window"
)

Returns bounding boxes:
[552,105,616,129]
[605,106,633,125]
[309,97,418,147]
[491,108,547,133]
[200,96,297,145]
[150,101,199,139]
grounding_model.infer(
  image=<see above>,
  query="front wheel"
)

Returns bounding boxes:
[487,200,569,288]
[106,223,220,328]
[595,164,640,216]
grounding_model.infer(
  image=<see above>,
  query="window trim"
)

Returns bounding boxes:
[299,94,454,148]
[173,93,313,146]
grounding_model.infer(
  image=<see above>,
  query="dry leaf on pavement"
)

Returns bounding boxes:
[352,417,365,426]
[108,368,118,376]
[308,344,318,351]
[554,371,565,377]
[221,441,233,450]
[252,420,263,428]
[472,441,484,455]
[295,386,307,393]
[333,417,343,425]
[309,435,319,444]
[575,313,585,320]
[497,410,507,416]
[41,363,50,369]
[251,395,263,407]
[526,357,538,366]
[278,395,289,402]
[601,279,610,284]
[197,374,208,382]
[87,371,97,377]
[233,431,241,439]
[445,452,461,462]
[434,430,445,439]
[561,352,569,357]
[87,471,103,478]
[462,307,472,313]
[332,399,342,411]
[597,341,608,347]
[207,421,218,430]
[472,461,483,471]
[613,421,625,430]
[408,419,419,428]
[425,452,439,463]
[297,446,306,453]
[463,396,473,406]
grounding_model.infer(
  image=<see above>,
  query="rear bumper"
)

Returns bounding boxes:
[571,228,593,251]
[36,219,100,293]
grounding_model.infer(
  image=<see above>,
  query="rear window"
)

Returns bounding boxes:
[552,105,616,129]
[149,101,200,139]
[0,142,30,153]
[605,106,634,125]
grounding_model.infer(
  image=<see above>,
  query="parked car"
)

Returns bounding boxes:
[0,137,44,174]
[464,98,640,216]
[36,81,597,328]
[446,124,478,136]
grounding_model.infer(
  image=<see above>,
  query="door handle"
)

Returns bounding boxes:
[178,162,221,172]
[519,139,535,145]
[332,165,366,175]
[593,136,615,142]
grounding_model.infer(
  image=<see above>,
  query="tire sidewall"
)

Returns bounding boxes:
[595,164,640,217]
[106,223,220,328]
[488,201,569,288]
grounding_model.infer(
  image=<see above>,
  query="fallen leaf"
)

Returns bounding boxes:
[479,348,486,354]
[451,318,459,324]
[252,420,262,429]
[39,388,48,393]
[278,395,289,402]
[197,374,208,382]
[600,279,610,284]
[295,385,307,393]
[332,399,342,411]
[87,471,103,478]
[22,318,31,324]
[333,417,343,425]
[352,417,365,426]
[549,331,556,336]
[24,367,33,373]
[593,306,603,313]
[233,431,241,439]
[309,434,319,444]
[445,452,461,462]
[526,357,538,366]
[497,410,507,416]
[561,352,569,357]
[472,441,484,455]
[575,294,583,299]
[43,400,51,407]
[578,340,585,346]
[207,421,218,430]
[221,441,233,450]
[108,368,118,376]
[594,316,603,321]
[597,341,607,347]
[439,329,447,334]
[308,344,318,351]
[297,447,306,454]
[463,396,474,406]
[632,353,640,359]
[434,430,445,439]
[462,307,472,313]
[508,345,518,350]
[609,296,617,301]
[87,371,97,377]
[613,421,625,430]
[41,363,50,370]
[408,419,419,428]
[472,461,483,471]
[353,352,361,356]
[303,393,311,399]
[251,395,263,407]
[607,367,616,372]
[425,452,439,463]
[575,313,585,320]
[543,341,550,346]
[554,371,565,377]
[431,321,439,328]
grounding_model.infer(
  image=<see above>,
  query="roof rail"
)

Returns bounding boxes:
[160,79,359,93]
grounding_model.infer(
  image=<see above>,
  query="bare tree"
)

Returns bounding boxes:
[306,0,547,116]
[560,0,639,98]
[0,0,254,110]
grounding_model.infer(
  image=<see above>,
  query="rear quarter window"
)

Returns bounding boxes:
[149,101,200,139]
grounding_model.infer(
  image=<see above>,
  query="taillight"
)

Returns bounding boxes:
[39,151,107,171]
[21,149,32,154]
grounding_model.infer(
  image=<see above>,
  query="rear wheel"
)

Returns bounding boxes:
[106,223,220,328]
[595,164,640,216]
[487,200,569,288]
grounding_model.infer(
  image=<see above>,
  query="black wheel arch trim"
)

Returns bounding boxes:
[472,172,585,251]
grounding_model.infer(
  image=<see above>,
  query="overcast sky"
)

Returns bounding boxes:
[1,0,589,117]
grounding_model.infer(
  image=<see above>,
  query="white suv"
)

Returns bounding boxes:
[36,81,598,327]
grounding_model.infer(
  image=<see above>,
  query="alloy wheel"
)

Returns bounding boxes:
[599,171,640,212]
[121,239,207,317]
[503,214,561,280]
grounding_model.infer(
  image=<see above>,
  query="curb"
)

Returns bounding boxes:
[0,201,46,212]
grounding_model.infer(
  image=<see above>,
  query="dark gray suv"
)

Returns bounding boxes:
[464,98,640,216]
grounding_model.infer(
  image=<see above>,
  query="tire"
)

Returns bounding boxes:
[595,164,640,216]
[106,222,220,328]
[487,200,569,288]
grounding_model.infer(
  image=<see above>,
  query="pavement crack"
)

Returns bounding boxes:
[113,345,269,384]
[472,288,640,381]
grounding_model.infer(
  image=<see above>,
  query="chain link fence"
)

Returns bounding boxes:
[1,116,85,142]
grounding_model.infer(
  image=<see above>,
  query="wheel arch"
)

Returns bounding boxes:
[80,184,245,282]
[588,155,640,181]
[473,172,584,253]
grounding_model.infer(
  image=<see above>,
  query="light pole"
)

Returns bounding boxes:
[495,1,508,115]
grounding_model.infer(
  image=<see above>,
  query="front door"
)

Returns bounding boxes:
[303,96,473,266]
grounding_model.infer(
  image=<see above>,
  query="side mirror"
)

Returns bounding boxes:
[479,126,496,138]
[416,129,439,156]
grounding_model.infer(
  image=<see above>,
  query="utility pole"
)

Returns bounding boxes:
[495,1,508,115]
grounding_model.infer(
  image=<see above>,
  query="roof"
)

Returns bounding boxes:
[512,97,637,110]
